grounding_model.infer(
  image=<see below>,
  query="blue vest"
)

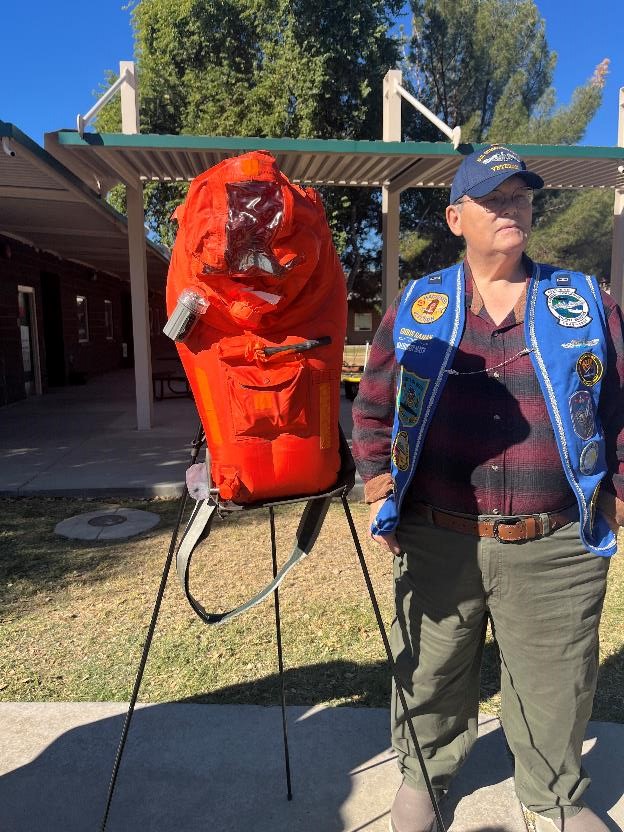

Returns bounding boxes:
[372,261,616,557]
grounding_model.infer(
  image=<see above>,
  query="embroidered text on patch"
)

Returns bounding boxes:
[477,148,520,166]
[561,338,600,349]
[399,327,433,341]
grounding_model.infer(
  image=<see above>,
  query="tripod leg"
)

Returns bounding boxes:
[269,506,293,801]
[98,424,205,832]
[341,496,447,832]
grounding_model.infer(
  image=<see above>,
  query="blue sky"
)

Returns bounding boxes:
[3,0,622,147]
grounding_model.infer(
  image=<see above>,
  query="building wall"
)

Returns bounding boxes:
[345,306,381,346]
[0,234,166,405]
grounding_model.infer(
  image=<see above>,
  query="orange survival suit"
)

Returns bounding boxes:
[165,151,347,504]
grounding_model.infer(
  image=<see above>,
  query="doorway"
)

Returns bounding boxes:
[17,285,42,396]
[41,272,66,386]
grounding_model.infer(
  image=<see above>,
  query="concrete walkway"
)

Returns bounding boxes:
[0,368,358,498]
[0,371,622,831]
[1,703,622,831]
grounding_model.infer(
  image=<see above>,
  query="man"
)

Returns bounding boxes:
[352,144,624,832]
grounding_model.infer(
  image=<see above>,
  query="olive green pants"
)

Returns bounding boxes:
[391,514,610,820]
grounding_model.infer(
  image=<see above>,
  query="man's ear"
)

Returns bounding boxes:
[446,204,463,238]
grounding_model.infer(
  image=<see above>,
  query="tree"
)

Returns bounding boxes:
[98,0,402,261]
[97,0,614,296]
[398,1,611,284]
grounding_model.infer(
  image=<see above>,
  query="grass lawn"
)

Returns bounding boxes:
[0,496,622,722]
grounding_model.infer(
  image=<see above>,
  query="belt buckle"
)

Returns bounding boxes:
[492,516,524,542]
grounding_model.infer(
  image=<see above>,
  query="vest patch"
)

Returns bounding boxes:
[576,352,603,386]
[561,337,600,349]
[580,441,599,475]
[545,287,592,328]
[392,431,410,471]
[397,369,429,427]
[411,293,448,324]
[569,391,595,440]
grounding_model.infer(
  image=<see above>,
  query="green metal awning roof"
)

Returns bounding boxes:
[0,121,169,286]
[44,131,624,193]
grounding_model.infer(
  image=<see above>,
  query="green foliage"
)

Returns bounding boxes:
[488,60,608,145]
[96,0,401,274]
[406,0,554,141]
[95,0,614,293]
[528,188,614,280]
[399,1,611,283]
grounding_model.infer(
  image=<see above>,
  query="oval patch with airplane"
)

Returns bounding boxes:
[545,288,591,328]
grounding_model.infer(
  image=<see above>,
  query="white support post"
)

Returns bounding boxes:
[610,88,624,306]
[382,69,402,312]
[120,60,140,135]
[121,60,153,430]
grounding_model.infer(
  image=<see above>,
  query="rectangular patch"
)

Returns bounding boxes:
[556,275,571,286]
[428,274,442,284]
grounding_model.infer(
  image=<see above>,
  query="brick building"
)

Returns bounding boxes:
[0,121,169,406]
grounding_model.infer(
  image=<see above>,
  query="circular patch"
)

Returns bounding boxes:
[569,390,595,440]
[579,441,599,476]
[87,515,127,527]
[576,352,603,386]
[545,288,591,328]
[411,293,449,325]
[392,431,410,471]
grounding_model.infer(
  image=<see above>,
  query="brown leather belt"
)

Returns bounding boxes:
[412,503,578,542]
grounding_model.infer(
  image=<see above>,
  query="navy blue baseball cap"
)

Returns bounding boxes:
[450,144,544,203]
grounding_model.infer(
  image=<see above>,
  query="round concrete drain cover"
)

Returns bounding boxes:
[88,514,127,528]
[55,508,160,541]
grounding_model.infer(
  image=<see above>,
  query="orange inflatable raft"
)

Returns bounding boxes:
[165,151,347,504]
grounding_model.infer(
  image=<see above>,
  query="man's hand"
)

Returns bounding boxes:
[368,498,401,555]
[597,490,624,535]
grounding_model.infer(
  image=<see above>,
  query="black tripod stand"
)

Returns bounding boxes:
[98,426,447,832]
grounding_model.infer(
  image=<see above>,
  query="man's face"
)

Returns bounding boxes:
[445,175,534,259]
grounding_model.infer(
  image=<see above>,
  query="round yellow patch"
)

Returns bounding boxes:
[411,292,449,324]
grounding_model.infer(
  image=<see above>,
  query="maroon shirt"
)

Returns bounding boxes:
[352,264,624,516]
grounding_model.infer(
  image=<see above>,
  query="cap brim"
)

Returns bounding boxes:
[466,169,544,198]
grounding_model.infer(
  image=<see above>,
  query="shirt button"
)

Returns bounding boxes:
[492,331,500,338]
[493,414,501,421]
[491,464,499,471]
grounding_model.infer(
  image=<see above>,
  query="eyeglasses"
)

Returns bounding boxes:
[455,189,534,213]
